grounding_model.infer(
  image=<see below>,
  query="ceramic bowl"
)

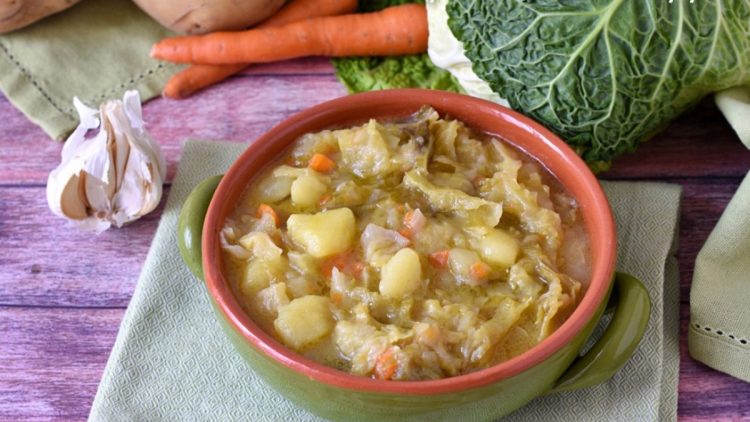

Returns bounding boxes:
[178,89,650,421]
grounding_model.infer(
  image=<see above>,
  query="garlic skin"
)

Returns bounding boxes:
[46,90,166,233]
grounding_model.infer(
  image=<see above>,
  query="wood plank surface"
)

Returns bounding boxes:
[0,186,168,307]
[0,307,123,421]
[2,57,750,421]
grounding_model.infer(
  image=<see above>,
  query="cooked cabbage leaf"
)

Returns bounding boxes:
[403,169,502,226]
[446,0,750,166]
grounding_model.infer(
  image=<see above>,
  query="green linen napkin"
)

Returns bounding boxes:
[89,140,681,422]
[688,87,750,382]
[0,0,179,140]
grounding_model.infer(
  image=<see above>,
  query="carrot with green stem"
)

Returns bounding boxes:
[152,4,428,65]
[163,0,359,98]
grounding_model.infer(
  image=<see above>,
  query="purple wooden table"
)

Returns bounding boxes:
[1,58,750,421]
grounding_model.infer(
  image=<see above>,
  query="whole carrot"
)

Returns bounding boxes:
[258,0,357,28]
[162,64,246,99]
[163,0,359,99]
[151,4,428,65]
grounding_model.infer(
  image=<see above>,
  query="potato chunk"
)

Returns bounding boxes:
[240,255,288,296]
[477,229,519,268]
[274,295,334,349]
[449,248,488,286]
[291,174,327,208]
[256,176,293,203]
[287,208,356,258]
[379,248,422,299]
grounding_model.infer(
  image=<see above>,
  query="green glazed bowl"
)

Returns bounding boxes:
[178,89,651,421]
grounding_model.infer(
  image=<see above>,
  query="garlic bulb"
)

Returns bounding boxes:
[46,90,166,233]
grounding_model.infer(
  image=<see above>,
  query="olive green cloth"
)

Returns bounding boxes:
[0,0,179,140]
[688,88,750,383]
[88,140,681,421]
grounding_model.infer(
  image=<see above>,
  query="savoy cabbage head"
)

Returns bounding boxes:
[446,0,750,165]
[335,0,750,167]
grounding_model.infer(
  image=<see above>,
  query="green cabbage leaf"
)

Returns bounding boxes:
[333,55,461,93]
[332,0,462,93]
[445,0,750,165]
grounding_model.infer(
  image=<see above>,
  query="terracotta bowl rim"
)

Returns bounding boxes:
[202,89,617,395]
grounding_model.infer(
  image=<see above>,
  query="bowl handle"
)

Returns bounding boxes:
[547,272,651,394]
[177,175,223,281]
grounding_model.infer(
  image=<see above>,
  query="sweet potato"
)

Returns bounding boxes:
[0,0,80,33]
[133,0,285,35]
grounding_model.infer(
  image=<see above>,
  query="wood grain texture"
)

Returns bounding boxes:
[1,56,750,421]
[0,186,167,307]
[237,57,337,76]
[0,307,123,421]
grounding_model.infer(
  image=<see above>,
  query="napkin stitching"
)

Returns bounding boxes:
[0,40,72,116]
[0,39,173,120]
[691,323,749,348]
[88,63,171,103]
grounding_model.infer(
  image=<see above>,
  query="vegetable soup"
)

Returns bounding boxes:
[221,107,590,380]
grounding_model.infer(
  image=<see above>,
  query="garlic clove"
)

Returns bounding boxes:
[58,173,88,220]
[47,152,87,220]
[83,170,112,217]
[109,116,131,193]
